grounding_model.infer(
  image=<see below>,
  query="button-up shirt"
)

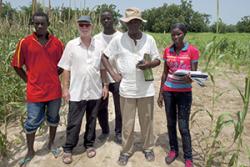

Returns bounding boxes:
[58,37,104,101]
[104,32,160,98]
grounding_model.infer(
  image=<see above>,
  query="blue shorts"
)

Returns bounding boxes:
[24,98,61,134]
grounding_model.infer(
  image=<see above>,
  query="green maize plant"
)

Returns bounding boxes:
[228,77,250,167]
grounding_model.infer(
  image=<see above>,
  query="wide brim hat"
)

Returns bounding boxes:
[120,7,147,23]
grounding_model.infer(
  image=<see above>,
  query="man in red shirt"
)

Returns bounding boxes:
[11,12,64,166]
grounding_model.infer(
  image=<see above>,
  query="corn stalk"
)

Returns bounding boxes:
[216,0,220,33]
[229,77,250,166]
[32,0,37,14]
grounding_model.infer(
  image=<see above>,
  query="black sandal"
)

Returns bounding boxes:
[143,150,155,161]
[118,153,129,166]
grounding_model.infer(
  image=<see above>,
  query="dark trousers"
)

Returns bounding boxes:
[97,82,122,135]
[63,99,101,153]
[163,91,192,160]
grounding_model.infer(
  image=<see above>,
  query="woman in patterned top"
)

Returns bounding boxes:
[157,23,200,167]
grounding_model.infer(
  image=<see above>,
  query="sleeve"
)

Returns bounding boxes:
[150,37,160,61]
[103,37,118,59]
[55,39,64,63]
[57,42,72,70]
[11,39,26,68]
[190,46,200,63]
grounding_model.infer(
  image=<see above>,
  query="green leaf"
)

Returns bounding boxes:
[229,153,238,167]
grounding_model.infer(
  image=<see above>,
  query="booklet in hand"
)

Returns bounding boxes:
[174,69,208,87]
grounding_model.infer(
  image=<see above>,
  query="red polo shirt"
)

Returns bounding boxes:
[11,33,64,102]
[163,43,199,92]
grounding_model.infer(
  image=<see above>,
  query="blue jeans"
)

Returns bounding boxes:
[24,98,61,134]
[163,91,192,160]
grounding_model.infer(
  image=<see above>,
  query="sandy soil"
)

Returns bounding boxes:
[2,64,250,167]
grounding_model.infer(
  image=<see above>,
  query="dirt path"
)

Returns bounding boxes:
[2,64,250,167]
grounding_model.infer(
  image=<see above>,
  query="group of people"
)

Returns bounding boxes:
[11,7,199,167]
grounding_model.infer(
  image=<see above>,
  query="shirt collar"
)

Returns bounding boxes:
[170,42,189,53]
[76,37,95,48]
[32,32,51,40]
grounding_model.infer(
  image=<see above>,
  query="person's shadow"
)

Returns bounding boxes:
[155,132,206,167]
[155,132,184,164]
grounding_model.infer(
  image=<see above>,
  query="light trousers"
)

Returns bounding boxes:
[120,96,154,155]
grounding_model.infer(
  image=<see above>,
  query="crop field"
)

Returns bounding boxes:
[0,15,250,167]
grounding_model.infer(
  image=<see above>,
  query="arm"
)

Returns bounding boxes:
[101,54,122,82]
[13,67,27,83]
[150,59,161,68]
[62,70,70,102]
[137,59,161,70]
[183,61,199,83]
[137,38,161,70]
[157,62,169,108]
[100,69,109,100]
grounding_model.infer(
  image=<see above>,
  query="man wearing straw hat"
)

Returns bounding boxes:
[101,7,161,166]
[58,15,109,164]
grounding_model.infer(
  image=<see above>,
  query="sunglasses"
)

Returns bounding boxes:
[78,23,91,28]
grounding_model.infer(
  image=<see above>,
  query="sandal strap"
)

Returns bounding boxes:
[51,148,61,156]
[143,150,155,161]
[19,156,33,166]
[118,154,129,165]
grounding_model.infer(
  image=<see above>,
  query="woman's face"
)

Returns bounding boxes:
[171,28,185,45]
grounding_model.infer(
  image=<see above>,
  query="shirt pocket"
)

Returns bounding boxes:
[92,52,102,70]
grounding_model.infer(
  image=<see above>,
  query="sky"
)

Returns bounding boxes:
[4,0,250,24]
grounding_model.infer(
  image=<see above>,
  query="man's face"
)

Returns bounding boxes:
[33,16,48,36]
[100,12,114,29]
[126,19,142,34]
[78,21,92,37]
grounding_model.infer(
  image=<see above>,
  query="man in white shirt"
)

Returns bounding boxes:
[94,10,122,144]
[58,15,108,164]
[101,7,161,166]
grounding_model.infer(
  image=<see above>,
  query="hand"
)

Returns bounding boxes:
[136,60,150,70]
[183,73,193,84]
[113,73,122,82]
[62,88,70,102]
[102,85,109,100]
[157,93,164,108]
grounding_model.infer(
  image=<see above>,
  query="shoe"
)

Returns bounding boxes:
[115,134,122,144]
[19,155,34,167]
[118,153,129,166]
[143,150,155,161]
[185,159,193,167]
[50,147,62,158]
[98,133,109,142]
[165,150,178,164]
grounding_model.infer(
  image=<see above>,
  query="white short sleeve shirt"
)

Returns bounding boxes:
[103,32,160,98]
[94,31,122,83]
[58,37,104,101]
